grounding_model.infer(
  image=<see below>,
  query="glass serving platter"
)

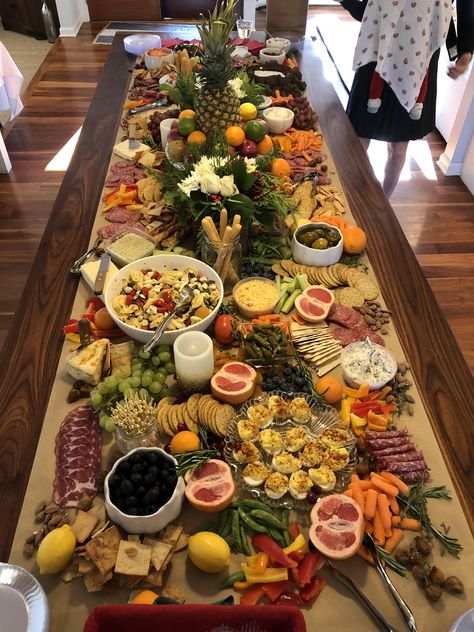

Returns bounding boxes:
[224,390,357,510]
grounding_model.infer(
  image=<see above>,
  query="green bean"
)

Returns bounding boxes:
[248,509,285,530]
[261,348,272,359]
[216,509,228,535]
[238,507,268,533]
[231,509,243,553]
[219,570,246,589]
[254,334,271,349]
[281,509,291,546]
[238,499,274,513]
[268,526,286,548]
[240,524,252,556]
[221,510,233,538]
[244,344,256,358]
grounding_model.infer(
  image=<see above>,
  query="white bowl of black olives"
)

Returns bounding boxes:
[105,447,185,534]
[292,222,343,267]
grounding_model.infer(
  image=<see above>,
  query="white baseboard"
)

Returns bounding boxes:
[437,152,463,176]
[59,17,83,37]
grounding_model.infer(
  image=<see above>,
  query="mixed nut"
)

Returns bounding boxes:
[23,498,78,557]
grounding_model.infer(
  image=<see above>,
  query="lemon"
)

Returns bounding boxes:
[36,524,76,575]
[240,102,257,122]
[187,531,230,573]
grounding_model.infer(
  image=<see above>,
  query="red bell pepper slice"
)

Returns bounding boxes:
[63,320,79,334]
[351,402,383,415]
[288,523,301,542]
[92,328,124,339]
[261,580,291,603]
[85,296,105,311]
[251,534,297,569]
[297,552,325,587]
[274,591,304,607]
[299,576,326,602]
[380,403,396,414]
[239,585,265,606]
[359,389,382,402]
[288,551,305,564]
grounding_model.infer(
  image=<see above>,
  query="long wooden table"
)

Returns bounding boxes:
[0,27,473,629]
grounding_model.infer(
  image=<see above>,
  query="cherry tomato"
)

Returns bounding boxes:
[214,314,234,344]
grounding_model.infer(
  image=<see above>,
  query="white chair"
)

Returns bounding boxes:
[0,41,24,173]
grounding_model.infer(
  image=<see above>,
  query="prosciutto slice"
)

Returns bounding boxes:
[53,406,102,507]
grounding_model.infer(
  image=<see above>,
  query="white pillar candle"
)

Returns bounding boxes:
[173,332,214,393]
[160,118,176,150]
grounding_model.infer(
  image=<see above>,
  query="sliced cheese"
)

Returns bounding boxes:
[80,259,119,296]
[110,341,135,377]
[113,139,149,161]
[66,339,110,386]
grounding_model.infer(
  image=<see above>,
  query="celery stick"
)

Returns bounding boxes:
[286,279,296,294]
[274,291,289,313]
[296,273,310,290]
[275,275,281,291]
[282,276,293,283]
[281,289,302,313]
[280,282,291,296]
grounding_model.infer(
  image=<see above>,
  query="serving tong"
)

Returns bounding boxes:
[291,170,319,193]
[70,236,102,275]
[143,284,194,354]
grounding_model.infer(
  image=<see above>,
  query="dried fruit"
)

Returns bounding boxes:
[414,535,433,556]
[428,566,445,586]
[425,584,443,602]
[443,576,464,594]
[34,511,46,524]
[395,548,412,566]
[23,543,35,558]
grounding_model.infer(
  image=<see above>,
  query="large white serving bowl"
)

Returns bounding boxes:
[104,254,224,344]
[144,47,174,70]
[292,222,343,267]
[124,34,162,56]
[265,37,291,53]
[263,106,295,134]
[104,448,185,534]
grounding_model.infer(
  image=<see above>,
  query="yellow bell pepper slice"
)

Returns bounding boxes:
[283,533,308,556]
[350,413,368,428]
[340,399,353,427]
[241,564,288,584]
[65,333,80,343]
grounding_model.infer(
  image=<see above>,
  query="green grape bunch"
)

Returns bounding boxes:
[90,344,176,433]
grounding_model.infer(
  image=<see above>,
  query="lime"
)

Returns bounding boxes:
[36,525,76,574]
[178,117,197,137]
[187,532,230,573]
[244,120,265,143]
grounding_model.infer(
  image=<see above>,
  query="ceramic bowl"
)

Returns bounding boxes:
[104,447,185,534]
[231,45,249,59]
[259,47,286,65]
[104,254,224,344]
[144,47,174,70]
[292,222,343,267]
[124,34,162,56]
[232,277,280,319]
[263,106,295,134]
[341,341,397,390]
[265,37,291,53]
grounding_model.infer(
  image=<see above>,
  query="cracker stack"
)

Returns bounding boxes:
[157,394,235,438]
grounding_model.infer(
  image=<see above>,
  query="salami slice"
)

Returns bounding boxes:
[53,405,102,507]
[385,461,427,473]
[368,443,415,457]
[395,470,430,484]
[97,223,124,240]
[366,436,412,450]
[105,206,137,223]
[365,429,408,440]
[378,451,424,466]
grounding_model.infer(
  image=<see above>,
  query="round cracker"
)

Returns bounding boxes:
[337,287,365,308]
[354,277,379,301]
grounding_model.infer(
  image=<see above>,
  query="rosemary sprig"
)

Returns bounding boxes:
[174,449,218,477]
[296,355,326,406]
[398,484,462,558]
[375,544,407,576]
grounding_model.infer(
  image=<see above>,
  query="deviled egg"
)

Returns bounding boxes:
[289,397,312,424]
[299,440,327,468]
[264,472,289,499]
[308,465,337,491]
[233,441,261,464]
[272,452,302,474]
[322,446,350,471]
[268,395,290,421]
[243,461,272,486]
[237,419,260,442]
[259,428,284,455]
[320,428,351,449]
[284,426,308,452]
[247,404,273,428]
[288,470,313,500]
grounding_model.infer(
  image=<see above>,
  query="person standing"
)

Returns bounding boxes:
[337,0,474,197]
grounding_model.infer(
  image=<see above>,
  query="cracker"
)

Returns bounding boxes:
[78,557,96,574]
[110,341,135,378]
[85,525,121,575]
[354,277,379,301]
[307,267,320,285]
[71,510,99,543]
[216,404,235,437]
[186,393,202,422]
[142,539,173,572]
[279,259,294,275]
[183,404,199,433]
[83,569,113,593]
[143,569,163,587]
[160,524,183,547]
[115,541,152,577]
[338,287,365,308]
[158,396,177,411]
[159,406,173,436]
[162,584,186,604]
[272,263,287,277]
[175,532,189,552]
[88,500,107,534]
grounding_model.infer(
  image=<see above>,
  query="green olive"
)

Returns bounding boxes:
[299,231,317,246]
[312,238,329,250]
[326,231,341,246]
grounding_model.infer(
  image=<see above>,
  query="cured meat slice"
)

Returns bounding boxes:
[368,443,415,457]
[365,429,408,440]
[377,451,424,466]
[395,470,430,484]
[385,460,427,473]
[104,206,137,223]
[97,221,141,241]
[366,436,412,450]
[53,406,102,507]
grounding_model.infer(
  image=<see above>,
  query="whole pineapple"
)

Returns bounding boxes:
[195,0,241,135]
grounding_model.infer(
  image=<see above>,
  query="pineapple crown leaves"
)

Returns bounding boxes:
[197,0,238,88]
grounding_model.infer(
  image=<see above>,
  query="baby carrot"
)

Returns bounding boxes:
[391,516,421,531]
[384,529,404,553]
[351,473,361,484]
[380,471,409,495]
[349,482,365,513]
[343,488,353,498]
[373,509,385,546]
[377,494,392,531]
[389,495,400,515]
[370,473,399,497]
[364,519,374,535]
[358,480,376,491]
[364,488,378,520]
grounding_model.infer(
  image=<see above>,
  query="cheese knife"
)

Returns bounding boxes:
[128,98,168,116]
[93,253,110,295]
[128,124,140,151]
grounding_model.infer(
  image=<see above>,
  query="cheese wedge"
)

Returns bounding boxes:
[66,339,110,385]
[80,259,119,295]
[110,341,135,377]
[113,139,149,161]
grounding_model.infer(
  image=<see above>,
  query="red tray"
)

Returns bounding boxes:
[84,604,306,632]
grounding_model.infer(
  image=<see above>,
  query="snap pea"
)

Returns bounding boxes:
[238,507,268,533]
[219,570,246,589]
[216,509,229,535]
[220,510,233,539]
[248,509,285,530]
[240,524,252,556]
[231,509,243,553]
[268,526,286,548]
[281,509,291,547]
[238,498,274,513]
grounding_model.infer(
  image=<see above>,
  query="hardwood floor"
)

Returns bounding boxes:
[0,13,473,374]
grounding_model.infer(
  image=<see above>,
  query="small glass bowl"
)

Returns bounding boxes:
[115,422,158,454]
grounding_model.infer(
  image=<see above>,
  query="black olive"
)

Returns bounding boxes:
[148,465,159,478]
[145,489,160,505]
[144,472,157,487]
[147,452,158,464]
[131,462,144,473]
[163,473,176,487]
[108,474,121,489]
[136,485,147,498]
[114,497,127,511]
[113,487,123,499]
[145,505,158,515]
[117,461,130,475]
[130,473,143,485]
[129,452,142,464]
[127,506,139,516]
[120,479,134,495]
[125,495,139,508]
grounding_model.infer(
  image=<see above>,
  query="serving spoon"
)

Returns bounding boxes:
[143,284,194,354]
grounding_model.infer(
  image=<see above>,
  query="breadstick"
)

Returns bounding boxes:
[220,223,241,283]
[219,208,228,240]
[201,217,221,248]
[214,225,233,275]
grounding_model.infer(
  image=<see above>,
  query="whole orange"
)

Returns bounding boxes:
[341,226,366,255]
[315,375,343,404]
[130,590,159,604]
[169,430,201,454]
[187,130,207,145]
[225,125,245,147]
[179,109,196,120]
[257,135,273,155]
[270,157,292,178]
